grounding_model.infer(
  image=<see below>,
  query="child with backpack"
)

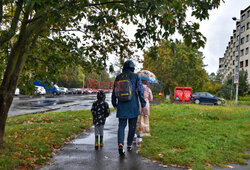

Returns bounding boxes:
[91,90,110,148]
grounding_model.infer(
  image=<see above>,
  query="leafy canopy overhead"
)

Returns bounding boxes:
[0,0,223,145]
[0,0,222,85]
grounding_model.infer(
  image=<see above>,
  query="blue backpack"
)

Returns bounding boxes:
[115,73,132,102]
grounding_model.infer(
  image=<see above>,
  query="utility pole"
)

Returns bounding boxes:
[232,17,241,105]
[230,74,233,100]
[83,74,85,88]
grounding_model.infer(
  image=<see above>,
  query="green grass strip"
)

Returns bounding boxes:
[139,104,250,170]
[0,110,94,170]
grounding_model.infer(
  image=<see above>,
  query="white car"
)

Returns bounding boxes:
[35,86,46,95]
[59,87,68,95]
[87,90,93,94]
[15,88,20,96]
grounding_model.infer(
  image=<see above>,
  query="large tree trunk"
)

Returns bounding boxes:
[0,39,28,146]
[0,11,45,146]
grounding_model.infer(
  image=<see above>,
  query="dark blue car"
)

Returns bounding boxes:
[190,92,224,105]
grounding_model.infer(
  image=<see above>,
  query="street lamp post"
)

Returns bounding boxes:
[232,17,241,105]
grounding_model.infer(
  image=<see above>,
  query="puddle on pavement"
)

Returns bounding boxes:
[16,100,73,108]
[82,104,91,106]
[72,128,116,145]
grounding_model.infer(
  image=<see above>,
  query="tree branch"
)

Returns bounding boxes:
[83,1,125,7]
[50,28,85,34]
[0,0,24,47]
[0,0,2,23]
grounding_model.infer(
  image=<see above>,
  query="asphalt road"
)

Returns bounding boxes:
[40,111,184,170]
[8,93,112,117]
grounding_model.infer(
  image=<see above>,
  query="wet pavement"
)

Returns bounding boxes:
[8,93,112,117]
[214,160,250,170]
[40,111,184,170]
[9,94,250,169]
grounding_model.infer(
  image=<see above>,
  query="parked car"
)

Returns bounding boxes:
[190,92,224,105]
[79,88,86,94]
[35,86,46,95]
[15,88,20,96]
[84,88,93,94]
[68,88,77,94]
[174,87,192,103]
[75,88,83,94]
[91,89,98,93]
[33,81,60,95]
[59,87,68,95]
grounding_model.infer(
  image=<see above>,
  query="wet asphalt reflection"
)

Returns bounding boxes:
[40,111,184,170]
[9,93,112,117]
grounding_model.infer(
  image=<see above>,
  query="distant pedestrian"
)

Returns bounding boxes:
[91,90,110,149]
[137,79,153,141]
[112,60,146,155]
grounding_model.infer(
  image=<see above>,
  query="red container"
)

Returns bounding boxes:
[174,87,192,103]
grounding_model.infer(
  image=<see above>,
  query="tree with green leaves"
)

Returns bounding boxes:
[143,40,208,97]
[56,66,85,88]
[204,72,221,96]
[221,70,249,99]
[0,0,222,145]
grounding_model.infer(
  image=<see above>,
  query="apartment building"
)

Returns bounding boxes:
[219,5,250,84]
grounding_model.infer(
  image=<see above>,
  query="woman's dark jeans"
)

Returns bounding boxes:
[118,117,137,146]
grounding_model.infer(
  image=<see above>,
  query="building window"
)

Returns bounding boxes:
[247,22,250,30]
[233,69,234,73]
[248,10,250,17]
[241,37,245,44]
[242,14,246,21]
[234,33,236,38]
[237,35,239,41]
[241,49,244,56]
[241,26,245,33]
[247,35,249,42]
[233,60,235,65]
[240,61,243,68]
[233,51,235,56]
[236,45,239,50]
[237,26,241,32]
[246,60,248,67]
[246,47,249,55]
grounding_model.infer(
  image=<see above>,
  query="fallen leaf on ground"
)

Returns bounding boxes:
[226,165,235,169]
[104,156,109,159]
[158,154,163,158]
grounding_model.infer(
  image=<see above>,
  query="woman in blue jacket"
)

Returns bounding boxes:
[112,60,146,155]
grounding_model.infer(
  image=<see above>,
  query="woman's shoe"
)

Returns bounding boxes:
[137,137,142,144]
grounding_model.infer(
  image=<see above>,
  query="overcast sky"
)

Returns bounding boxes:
[110,1,250,75]
[200,0,250,74]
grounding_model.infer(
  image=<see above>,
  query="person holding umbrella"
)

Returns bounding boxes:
[136,70,155,142]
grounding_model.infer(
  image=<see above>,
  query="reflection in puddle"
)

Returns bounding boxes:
[17,100,72,108]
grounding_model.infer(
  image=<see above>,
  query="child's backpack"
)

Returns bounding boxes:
[115,73,132,102]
